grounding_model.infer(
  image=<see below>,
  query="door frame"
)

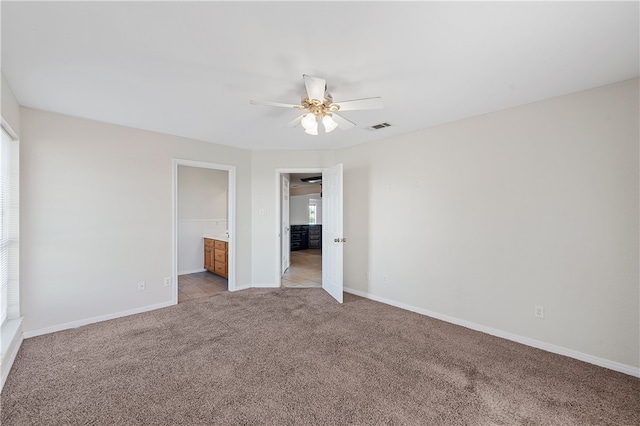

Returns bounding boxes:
[172,159,237,304]
[281,174,290,275]
[274,168,323,287]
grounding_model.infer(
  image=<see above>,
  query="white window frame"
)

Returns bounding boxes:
[0,123,19,326]
[309,202,317,225]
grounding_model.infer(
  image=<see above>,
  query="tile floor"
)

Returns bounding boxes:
[178,271,227,303]
[281,249,322,288]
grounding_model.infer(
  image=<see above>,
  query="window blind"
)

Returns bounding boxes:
[0,125,19,325]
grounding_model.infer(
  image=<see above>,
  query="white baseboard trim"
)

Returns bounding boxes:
[231,284,251,291]
[1,317,24,392]
[23,300,175,339]
[251,283,279,288]
[178,268,206,276]
[343,287,639,378]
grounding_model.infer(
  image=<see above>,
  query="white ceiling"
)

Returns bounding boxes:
[2,1,638,151]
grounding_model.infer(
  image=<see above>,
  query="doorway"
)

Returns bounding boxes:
[281,172,324,288]
[172,159,236,305]
[276,169,322,288]
[275,166,343,302]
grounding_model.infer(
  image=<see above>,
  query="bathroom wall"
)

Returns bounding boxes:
[178,166,228,274]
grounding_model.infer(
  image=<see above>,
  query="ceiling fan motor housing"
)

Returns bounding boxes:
[302,91,333,105]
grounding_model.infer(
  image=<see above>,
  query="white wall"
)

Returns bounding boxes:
[1,72,20,138]
[339,79,639,370]
[250,150,335,285]
[290,194,323,225]
[177,166,228,274]
[20,107,252,333]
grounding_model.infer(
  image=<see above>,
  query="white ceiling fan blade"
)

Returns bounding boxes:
[334,97,383,111]
[250,99,301,109]
[331,113,356,130]
[286,115,304,128]
[303,74,326,101]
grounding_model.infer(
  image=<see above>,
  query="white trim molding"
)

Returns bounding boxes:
[178,268,207,276]
[343,287,640,378]
[1,317,23,392]
[251,283,279,289]
[23,301,174,339]
[231,284,251,292]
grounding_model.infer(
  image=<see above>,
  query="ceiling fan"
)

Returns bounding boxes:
[250,74,383,135]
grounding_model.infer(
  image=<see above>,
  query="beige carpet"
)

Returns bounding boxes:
[2,288,639,425]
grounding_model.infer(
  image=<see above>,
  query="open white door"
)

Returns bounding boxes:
[281,175,290,274]
[322,163,344,303]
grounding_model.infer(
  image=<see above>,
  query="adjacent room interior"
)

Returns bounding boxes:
[177,165,230,302]
[281,173,323,289]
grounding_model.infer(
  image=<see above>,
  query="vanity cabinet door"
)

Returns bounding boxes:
[204,238,227,278]
[213,240,228,278]
[204,239,215,272]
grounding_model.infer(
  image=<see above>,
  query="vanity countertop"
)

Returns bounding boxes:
[203,235,228,243]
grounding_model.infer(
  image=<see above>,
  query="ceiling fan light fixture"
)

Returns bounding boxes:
[301,112,317,131]
[304,124,318,135]
[250,75,383,136]
[322,114,338,133]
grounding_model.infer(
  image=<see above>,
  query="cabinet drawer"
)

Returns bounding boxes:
[204,238,214,248]
[214,240,227,250]
[214,262,226,276]
[214,248,226,263]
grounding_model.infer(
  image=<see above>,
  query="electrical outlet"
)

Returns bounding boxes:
[137,281,146,292]
[534,305,544,319]
[367,272,371,281]
[164,276,171,287]
[383,275,389,284]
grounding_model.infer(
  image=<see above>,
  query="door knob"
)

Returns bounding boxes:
[334,238,340,243]
[341,238,347,243]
